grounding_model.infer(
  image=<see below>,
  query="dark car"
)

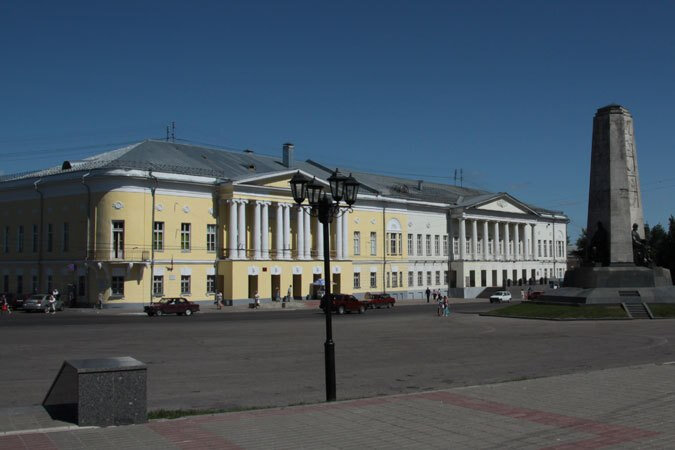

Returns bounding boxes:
[320,294,368,314]
[527,290,544,300]
[363,292,395,309]
[145,297,200,316]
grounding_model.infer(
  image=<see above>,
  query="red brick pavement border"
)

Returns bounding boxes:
[0,432,57,450]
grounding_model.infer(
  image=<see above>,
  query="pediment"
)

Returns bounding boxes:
[232,170,328,189]
[476,198,529,214]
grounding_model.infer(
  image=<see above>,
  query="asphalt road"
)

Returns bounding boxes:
[2,303,675,412]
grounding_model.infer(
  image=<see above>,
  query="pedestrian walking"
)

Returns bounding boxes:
[443,296,450,317]
[1,294,10,315]
[274,287,281,302]
[52,288,60,301]
[216,291,223,310]
[97,292,104,310]
[287,285,292,302]
[425,287,431,303]
[437,297,444,316]
[520,289,525,300]
[254,291,260,308]
[48,294,56,314]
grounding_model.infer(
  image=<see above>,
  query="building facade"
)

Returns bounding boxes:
[0,140,567,307]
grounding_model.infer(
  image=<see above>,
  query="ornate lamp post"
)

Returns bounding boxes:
[290,169,359,402]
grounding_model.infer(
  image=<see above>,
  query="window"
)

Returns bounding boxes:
[353,231,361,256]
[181,275,191,294]
[537,240,542,257]
[407,234,413,256]
[488,239,493,255]
[32,224,38,253]
[477,239,482,254]
[387,233,401,255]
[112,221,124,258]
[207,275,215,293]
[417,271,423,286]
[3,226,9,253]
[111,276,124,296]
[392,272,398,288]
[443,235,448,256]
[47,275,53,293]
[153,222,164,251]
[426,271,432,286]
[426,235,431,255]
[62,222,69,252]
[408,271,414,287]
[153,276,164,296]
[47,223,53,253]
[32,275,38,294]
[370,272,377,288]
[17,226,24,253]
[207,224,217,252]
[16,275,23,294]
[543,240,548,257]
[417,234,422,256]
[549,241,553,258]
[386,272,390,288]
[353,272,361,289]
[435,271,440,285]
[181,223,191,251]
[369,232,377,256]
[453,237,459,255]
[444,271,448,285]
[435,235,440,256]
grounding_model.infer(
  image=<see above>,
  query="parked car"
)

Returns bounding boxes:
[363,292,396,309]
[527,290,544,300]
[489,291,512,303]
[23,294,63,312]
[320,294,368,314]
[145,297,200,316]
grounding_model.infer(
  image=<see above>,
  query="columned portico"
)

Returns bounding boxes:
[261,202,269,259]
[482,220,489,260]
[237,200,247,259]
[493,221,500,260]
[228,199,238,259]
[253,201,261,259]
[275,203,284,259]
[504,222,510,260]
[283,204,291,259]
[342,212,349,259]
[336,212,343,259]
[471,219,478,260]
[315,216,323,258]
[303,207,311,259]
[514,222,520,260]
[459,218,466,260]
[296,206,304,259]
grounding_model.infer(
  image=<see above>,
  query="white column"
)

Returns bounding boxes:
[471,219,478,260]
[493,221,500,260]
[261,203,269,259]
[237,201,248,259]
[228,200,238,259]
[531,224,536,260]
[296,206,305,259]
[342,212,349,259]
[336,212,343,259]
[482,220,489,260]
[514,223,520,261]
[315,217,323,258]
[275,203,284,259]
[253,201,261,259]
[504,222,511,260]
[303,207,311,259]
[459,218,466,260]
[283,204,291,259]
[523,223,530,260]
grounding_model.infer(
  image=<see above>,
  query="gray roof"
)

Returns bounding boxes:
[0,139,563,215]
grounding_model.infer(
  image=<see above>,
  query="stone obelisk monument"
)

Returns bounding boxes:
[555,105,674,303]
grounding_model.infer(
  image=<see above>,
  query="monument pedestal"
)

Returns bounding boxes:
[543,266,675,304]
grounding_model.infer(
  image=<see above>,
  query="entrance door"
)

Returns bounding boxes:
[271,275,280,301]
[292,274,302,299]
[248,275,258,299]
[333,274,341,294]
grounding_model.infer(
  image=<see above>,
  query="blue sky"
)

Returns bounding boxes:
[2,1,675,240]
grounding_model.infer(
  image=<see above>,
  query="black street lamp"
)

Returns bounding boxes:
[290,169,359,402]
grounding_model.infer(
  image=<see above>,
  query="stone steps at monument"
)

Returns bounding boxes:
[623,302,652,319]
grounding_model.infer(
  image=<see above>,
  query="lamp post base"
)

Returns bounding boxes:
[324,339,336,402]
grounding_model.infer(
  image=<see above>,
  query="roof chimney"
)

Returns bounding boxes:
[283,143,294,168]
[417,180,423,191]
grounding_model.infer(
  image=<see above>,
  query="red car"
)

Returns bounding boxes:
[363,293,395,309]
[320,294,368,314]
[145,297,200,316]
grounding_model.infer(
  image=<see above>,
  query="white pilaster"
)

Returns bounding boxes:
[296,206,305,259]
[315,217,323,258]
[459,218,466,261]
[342,211,349,259]
[303,207,311,259]
[504,222,511,260]
[483,220,489,260]
[253,201,261,259]
[493,221,500,260]
[238,200,248,259]
[261,203,269,259]
[336,212,343,259]
[228,200,238,259]
[283,204,291,259]
[471,219,478,260]
[275,203,283,259]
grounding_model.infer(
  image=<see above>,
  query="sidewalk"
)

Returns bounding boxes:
[2,362,673,449]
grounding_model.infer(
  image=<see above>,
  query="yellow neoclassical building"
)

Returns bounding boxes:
[0,140,568,308]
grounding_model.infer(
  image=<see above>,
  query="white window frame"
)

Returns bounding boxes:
[180,275,191,295]
[153,275,164,296]
[353,231,361,256]
[181,223,191,252]
[207,224,217,252]
[153,222,164,251]
[112,221,124,259]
